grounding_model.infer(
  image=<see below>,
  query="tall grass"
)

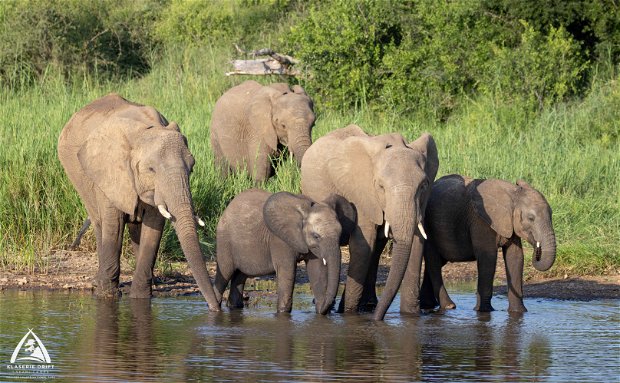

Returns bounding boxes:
[1,46,618,275]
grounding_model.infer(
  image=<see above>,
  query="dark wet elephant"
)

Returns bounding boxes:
[420,174,556,312]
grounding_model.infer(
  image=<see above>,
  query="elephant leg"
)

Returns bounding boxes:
[419,264,438,310]
[95,206,125,298]
[214,233,234,306]
[227,270,247,309]
[249,145,273,184]
[341,220,377,313]
[360,230,387,312]
[130,209,165,298]
[128,222,141,258]
[419,242,455,311]
[272,244,297,313]
[503,239,527,313]
[474,248,498,312]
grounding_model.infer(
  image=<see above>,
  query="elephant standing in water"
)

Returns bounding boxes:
[420,175,556,312]
[58,93,219,310]
[210,80,315,183]
[214,189,356,314]
[301,125,439,320]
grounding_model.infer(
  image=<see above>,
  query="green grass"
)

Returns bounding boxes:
[1,46,618,276]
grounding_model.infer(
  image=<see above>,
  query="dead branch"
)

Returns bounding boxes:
[227,44,300,76]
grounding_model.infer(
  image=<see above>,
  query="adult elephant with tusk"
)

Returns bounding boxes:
[58,93,220,310]
[213,189,356,314]
[210,80,315,184]
[420,175,556,313]
[300,125,439,320]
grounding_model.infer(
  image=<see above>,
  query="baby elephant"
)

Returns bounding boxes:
[214,189,356,314]
[420,174,556,313]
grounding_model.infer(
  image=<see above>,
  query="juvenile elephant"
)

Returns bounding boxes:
[420,174,556,312]
[58,93,220,310]
[210,80,315,183]
[213,189,356,314]
[301,125,439,320]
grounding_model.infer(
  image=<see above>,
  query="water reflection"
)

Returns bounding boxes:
[0,290,617,383]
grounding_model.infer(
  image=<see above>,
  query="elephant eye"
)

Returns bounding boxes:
[312,232,321,240]
[527,213,535,222]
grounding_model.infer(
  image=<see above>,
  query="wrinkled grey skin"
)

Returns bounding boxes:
[214,189,356,314]
[420,174,556,312]
[301,125,439,320]
[58,93,220,310]
[210,80,315,183]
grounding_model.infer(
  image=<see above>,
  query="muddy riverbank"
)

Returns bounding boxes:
[1,249,618,301]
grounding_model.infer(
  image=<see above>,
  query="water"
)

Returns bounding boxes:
[0,288,618,382]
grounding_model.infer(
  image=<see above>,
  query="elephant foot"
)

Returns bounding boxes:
[358,302,377,313]
[508,305,528,313]
[129,283,153,299]
[442,302,457,310]
[94,279,121,298]
[475,304,495,312]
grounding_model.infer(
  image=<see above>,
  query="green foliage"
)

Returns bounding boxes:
[481,22,587,110]
[286,0,403,109]
[0,0,161,89]
[154,0,293,46]
[286,0,609,117]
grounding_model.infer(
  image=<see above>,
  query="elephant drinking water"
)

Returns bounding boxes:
[420,174,557,312]
[58,93,220,310]
[213,189,356,314]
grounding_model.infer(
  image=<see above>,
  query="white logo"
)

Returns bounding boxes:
[10,329,51,364]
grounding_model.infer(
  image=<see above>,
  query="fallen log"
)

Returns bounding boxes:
[226,44,300,76]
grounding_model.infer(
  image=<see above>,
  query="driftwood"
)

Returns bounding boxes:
[226,44,300,76]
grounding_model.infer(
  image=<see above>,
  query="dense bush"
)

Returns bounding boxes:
[155,0,294,47]
[0,0,161,88]
[286,0,611,117]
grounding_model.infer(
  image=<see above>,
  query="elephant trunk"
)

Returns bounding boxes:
[318,243,342,315]
[159,172,220,311]
[288,124,313,166]
[532,231,556,272]
[373,189,417,321]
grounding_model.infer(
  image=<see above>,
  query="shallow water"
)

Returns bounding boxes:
[0,287,618,382]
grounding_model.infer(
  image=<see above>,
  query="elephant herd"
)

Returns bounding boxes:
[58,81,556,321]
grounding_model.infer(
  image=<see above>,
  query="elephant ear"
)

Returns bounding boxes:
[291,85,308,96]
[77,120,138,215]
[248,86,282,152]
[469,179,515,239]
[408,133,439,183]
[322,194,357,246]
[327,135,384,225]
[263,192,312,254]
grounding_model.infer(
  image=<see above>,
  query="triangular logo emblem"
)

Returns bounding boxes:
[10,329,51,364]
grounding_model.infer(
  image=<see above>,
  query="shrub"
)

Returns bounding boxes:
[0,0,161,89]
[481,22,587,110]
[286,0,404,110]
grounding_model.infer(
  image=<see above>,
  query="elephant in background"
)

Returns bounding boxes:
[301,125,439,320]
[213,189,356,314]
[210,80,315,183]
[420,174,556,312]
[58,93,220,310]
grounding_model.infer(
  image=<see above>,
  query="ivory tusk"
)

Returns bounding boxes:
[322,258,327,266]
[384,221,390,238]
[418,222,428,240]
[158,205,172,219]
[536,241,541,248]
[195,216,205,227]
